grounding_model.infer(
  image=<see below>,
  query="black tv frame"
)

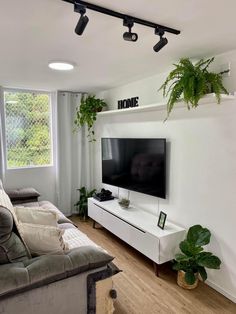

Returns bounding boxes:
[101,138,166,199]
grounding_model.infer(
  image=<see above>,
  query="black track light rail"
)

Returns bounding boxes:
[62,0,180,35]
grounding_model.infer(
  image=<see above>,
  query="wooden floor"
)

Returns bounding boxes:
[71,217,236,314]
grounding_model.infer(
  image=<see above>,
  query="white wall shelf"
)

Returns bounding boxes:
[98,93,235,117]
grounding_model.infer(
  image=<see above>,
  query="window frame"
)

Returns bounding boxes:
[3,88,54,170]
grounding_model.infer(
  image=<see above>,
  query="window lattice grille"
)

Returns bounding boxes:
[4,91,52,168]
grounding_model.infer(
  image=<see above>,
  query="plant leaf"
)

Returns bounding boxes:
[175,253,190,262]
[185,271,196,285]
[173,263,184,271]
[197,254,221,269]
[187,224,211,246]
[179,240,203,256]
[198,266,207,281]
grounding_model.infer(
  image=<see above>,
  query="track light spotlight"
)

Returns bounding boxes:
[75,15,89,35]
[153,28,168,52]
[74,3,89,36]
[153,37,168,52]
[123,18,138,42]
[123,31,138,42]
[64,0,180,51]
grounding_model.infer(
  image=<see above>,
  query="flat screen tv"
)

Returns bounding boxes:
[102,138,166,199]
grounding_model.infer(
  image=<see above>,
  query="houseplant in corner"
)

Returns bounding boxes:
[74,95,107,142]
[159,57,229,119]
[74,186,96,220]
[173,224,221,289]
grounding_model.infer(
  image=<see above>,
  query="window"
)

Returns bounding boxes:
[4,90,53,169]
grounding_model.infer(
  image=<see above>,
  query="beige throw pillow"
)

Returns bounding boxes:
[14,206,58,227]
[18,223,68,256]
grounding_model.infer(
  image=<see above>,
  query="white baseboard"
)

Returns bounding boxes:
[206,280,236,303]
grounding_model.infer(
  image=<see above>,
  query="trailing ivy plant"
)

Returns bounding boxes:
[74,95,107,142]
[173,225,221,285]
[159,57,229,119]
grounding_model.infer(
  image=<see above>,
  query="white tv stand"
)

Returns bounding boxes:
[88,198,185,276]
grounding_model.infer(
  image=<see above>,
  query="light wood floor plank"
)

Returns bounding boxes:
[71,217,236,314]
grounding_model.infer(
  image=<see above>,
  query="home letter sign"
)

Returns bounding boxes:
[118,97,139,109]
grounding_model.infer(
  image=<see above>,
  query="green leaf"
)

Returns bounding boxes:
[78,186,86,194]
[196,251,212,259]
[198,266,207,281]
[185,271,196,285]
[173,263,183,271]
[196,228,211,246]
[187,225,211,246]
[175,253,190,262]
[197,254,221,269]
[179,240,203,256]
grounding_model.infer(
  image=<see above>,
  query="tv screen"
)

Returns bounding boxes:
[102,138,166,199]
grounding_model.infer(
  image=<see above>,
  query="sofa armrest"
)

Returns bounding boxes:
[0,246,114,299]
[6,188,41,205]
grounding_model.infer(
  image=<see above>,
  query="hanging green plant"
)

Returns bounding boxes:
[74,95,107,142]
[159,57,229,119]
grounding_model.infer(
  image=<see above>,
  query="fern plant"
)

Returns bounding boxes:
[160,57,228,119]
[74,95,107,142]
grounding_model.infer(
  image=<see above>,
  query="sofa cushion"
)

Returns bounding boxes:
[0,246,114,299]
[21,201,73,225]
[0,206,29,265]
[59,223,77,231]
[0,207,13,242]
[6,188,40,204]
[18,223,68,256]
[39,201,73,224]
[14,206,59,227]
[0,232,29,265]
[62,227,105,252]
[0,190,31,258]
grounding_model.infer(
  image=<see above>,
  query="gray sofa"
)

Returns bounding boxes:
[0,181,118,314]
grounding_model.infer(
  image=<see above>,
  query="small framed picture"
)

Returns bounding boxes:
[158,211,167,229]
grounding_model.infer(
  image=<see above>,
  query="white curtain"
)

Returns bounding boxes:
[0,87,6,183]
[56,92,93,216]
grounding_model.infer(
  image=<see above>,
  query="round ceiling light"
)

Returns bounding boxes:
[48,61,75,71]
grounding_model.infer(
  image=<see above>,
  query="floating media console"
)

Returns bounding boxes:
[88,198,185,275]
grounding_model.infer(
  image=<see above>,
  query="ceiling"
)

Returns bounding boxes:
[0,0,236,93]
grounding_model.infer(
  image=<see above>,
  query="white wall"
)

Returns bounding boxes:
[94,50,236,302]
[5,167,57,204]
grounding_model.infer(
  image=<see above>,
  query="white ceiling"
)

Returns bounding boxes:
[0,0,236,93]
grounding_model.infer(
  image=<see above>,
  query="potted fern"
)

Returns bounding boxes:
[173,225,221,289]
[74,95,107,142]
[160,57,229,119]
